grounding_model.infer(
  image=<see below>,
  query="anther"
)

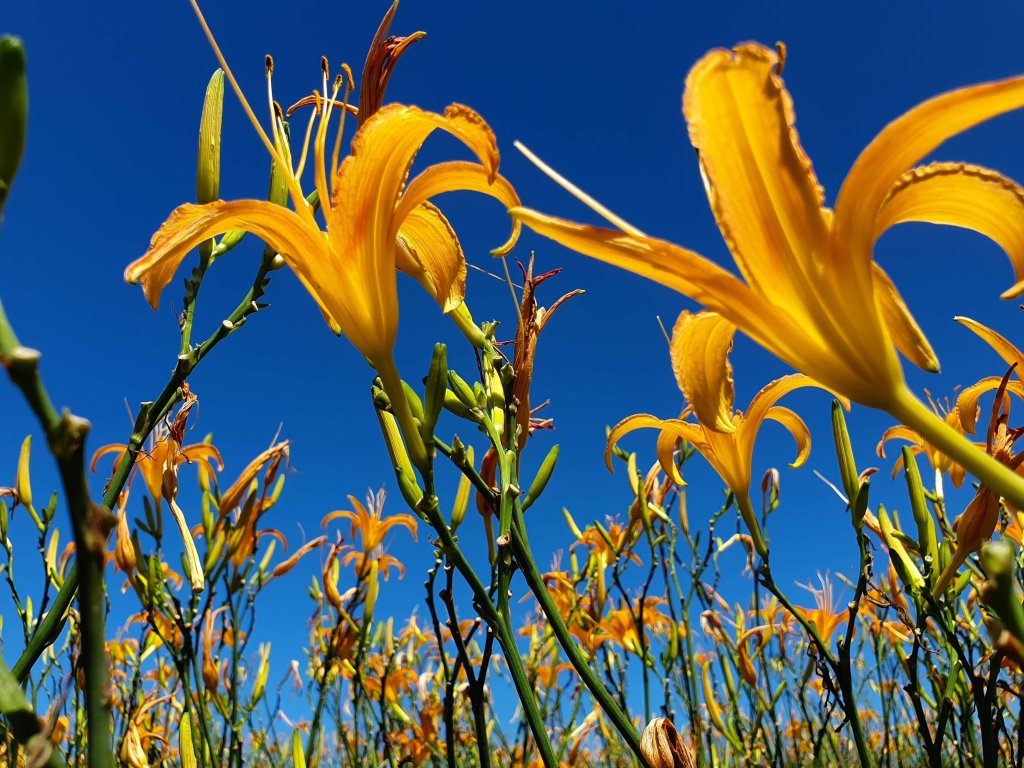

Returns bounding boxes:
[320,56,329,78]
[265,55,274,77]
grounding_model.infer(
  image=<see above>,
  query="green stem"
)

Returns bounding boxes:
[508,519,648,765]
[891,386,1024,510]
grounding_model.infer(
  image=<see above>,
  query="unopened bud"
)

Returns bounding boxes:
[0,37,27,218]
[196,69,224,205]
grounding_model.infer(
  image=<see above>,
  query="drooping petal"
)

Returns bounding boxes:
[871,263,940,372]
[837,74,1024,257]
[956,316,1024,375]
[90,444,129,474]
[876,424,925,460]
[125,200,337,328]
[396,161,521,255]
[763,406,812,468]
[605,414,706,473]
[395,202,467,313]
[742,374,818,434]
[874,163,1024,299]
[682,42,829,311]
[217,442,289,515]
[670,311,736,432]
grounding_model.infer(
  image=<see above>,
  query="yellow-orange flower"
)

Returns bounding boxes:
[124,2,520,469]
[512,41,1024,509]
[606,311,821,558]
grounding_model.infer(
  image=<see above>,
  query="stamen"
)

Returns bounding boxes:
[331,64,356,180]
[294,94,320,180]
[273,102,294,175]
[514,141,647,238]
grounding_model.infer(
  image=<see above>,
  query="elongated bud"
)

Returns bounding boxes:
[443,389,476,420]
[640,718,695,768]
[196,69,224,204]
[423,344,447,436]
[180,713,198,768]
[878,506,924,592]
[448,371,479,410]
[16,434,33,513]
[377,409,423,509]
[450,446,474,532]
[290,729,307,768]
[701,661,727,734]
[0,37,27,218]
[831,401,858,501]
[169,499,205,593]
[902,447,938,574]
[252,642,271,701]
[114,506,136,574]
[522,444,559,511]
[364,560,380,623]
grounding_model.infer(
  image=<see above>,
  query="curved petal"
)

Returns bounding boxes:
[871,263,940,372]
[763,406,812,468]
[656,429,685,485]
[682,42,829,310]
[742,374,817,434]
[605,414,706,472]
[954,376,1009,434]
[90,443,128,474]
[670,311,736,432]
[395,202,467,313]
[956,316,1024,374]
[876,424,923,459]
[875,163,1024,299]
[125,200,337,329]
[217,443,288,515]
[396,161,521,256]
[836,73,1024,255]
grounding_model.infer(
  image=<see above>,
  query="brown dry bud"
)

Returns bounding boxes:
[640,718,695,768]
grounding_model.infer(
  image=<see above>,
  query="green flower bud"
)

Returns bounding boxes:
[196,70,224,205]
[0,37,27,218]
[522,444,559,512]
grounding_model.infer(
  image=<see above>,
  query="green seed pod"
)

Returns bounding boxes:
[0,37,27,218]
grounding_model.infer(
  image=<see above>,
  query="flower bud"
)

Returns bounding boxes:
[196,69,224,205]
[450,445,474,532]
[0,37,27,218]
[522,444,559,511]
[423,343,447,436]
[640,718,695,768]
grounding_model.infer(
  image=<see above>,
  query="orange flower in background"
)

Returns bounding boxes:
[512,41,1024,510]
[322,488,418,579]
[606,311,823,559]
[796,573,847,646]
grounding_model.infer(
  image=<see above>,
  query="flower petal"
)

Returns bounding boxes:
[395,202,467,313]
[837,73,1024,257]
[605,414,706,473]
[683,42,828,310]
[875,163,1024,299]
[955,376,1009,434]
[871,263,940,372]
[742,374,818,433]
[396,161,521,256]
[763,406,811,468]
[670,311,736,433]
[956,316,1024,374]
[125,200,337,328]
[329,104,501,356]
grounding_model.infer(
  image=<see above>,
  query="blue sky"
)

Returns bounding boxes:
[5,0,1024,709]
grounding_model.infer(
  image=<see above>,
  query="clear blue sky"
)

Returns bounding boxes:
[4,0,1024,692]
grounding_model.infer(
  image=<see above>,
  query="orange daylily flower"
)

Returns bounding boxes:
[796,572,848,646]
[512,41,1024,510]
[125,2,520,469]
[322,489,417,579]
[606,311,822,559]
